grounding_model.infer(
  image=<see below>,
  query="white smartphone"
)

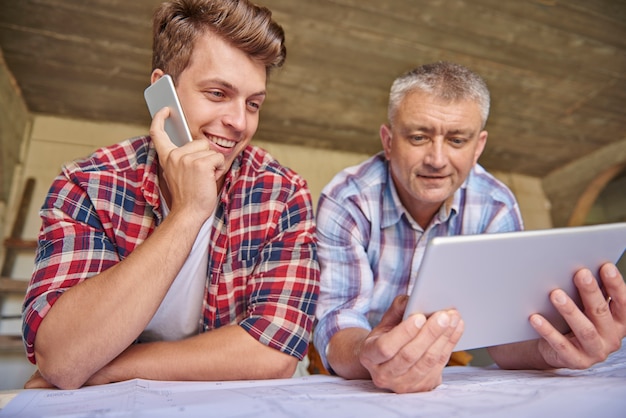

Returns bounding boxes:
[144,74,193,147]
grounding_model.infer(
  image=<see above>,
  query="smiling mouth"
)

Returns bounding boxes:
[418,174,447,180]
[208,136,237,149]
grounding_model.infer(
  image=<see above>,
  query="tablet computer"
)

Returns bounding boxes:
[403,222,626,351]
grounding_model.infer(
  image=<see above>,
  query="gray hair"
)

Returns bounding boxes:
[388,62,491,128]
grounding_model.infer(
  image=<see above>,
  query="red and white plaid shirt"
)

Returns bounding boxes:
[22,136,319,364]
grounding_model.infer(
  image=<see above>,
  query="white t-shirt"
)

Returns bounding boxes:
[139,199,213,342]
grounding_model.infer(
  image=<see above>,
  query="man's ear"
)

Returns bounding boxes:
[150,69,165,85]
[380,124,393,160]
[473,130,488,165]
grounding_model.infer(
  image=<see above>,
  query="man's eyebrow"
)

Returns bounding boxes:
[447,128,476,137]
[250,90,267,98]
[400,125,434,135]
[203,78,266,98]
[399,126,477,137]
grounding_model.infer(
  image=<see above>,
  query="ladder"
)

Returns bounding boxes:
[0,177,36,353]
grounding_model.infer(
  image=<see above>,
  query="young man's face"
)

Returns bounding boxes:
[380,90,487,227]
[161,31,267,179]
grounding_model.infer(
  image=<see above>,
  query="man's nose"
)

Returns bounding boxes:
[424,140,447,169]
[222,100,247,131]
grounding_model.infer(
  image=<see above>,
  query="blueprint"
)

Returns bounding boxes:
[1,343,625,418]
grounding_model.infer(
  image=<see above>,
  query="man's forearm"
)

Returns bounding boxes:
[487,339,551,370]
[326,328,371,379]
[88,325,298,384]
[34,210,203,389]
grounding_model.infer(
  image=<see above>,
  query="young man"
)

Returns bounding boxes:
[314,62,626,393]
[22,0,319,389]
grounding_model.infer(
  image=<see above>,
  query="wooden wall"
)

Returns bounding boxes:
[0,49,31,217]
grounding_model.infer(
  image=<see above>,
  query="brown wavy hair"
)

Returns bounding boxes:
[152,0,286,82]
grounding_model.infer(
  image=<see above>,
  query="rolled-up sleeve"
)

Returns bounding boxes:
[22,176,121,364]
[238,181,320,360]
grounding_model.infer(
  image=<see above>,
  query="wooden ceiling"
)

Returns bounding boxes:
[1,0,625,179]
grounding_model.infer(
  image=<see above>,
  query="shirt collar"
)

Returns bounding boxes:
[381,161,408,229]
[142,139,161,211]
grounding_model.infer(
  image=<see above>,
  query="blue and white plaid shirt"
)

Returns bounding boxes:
[314,152,523,370]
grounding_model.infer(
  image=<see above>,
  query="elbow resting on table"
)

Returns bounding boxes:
[36,355,91,390]
[262,354,299,379]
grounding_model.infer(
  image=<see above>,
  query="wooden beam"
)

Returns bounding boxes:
[0,277,29,294]
[0,335,25,354]
[3,238,37,250]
